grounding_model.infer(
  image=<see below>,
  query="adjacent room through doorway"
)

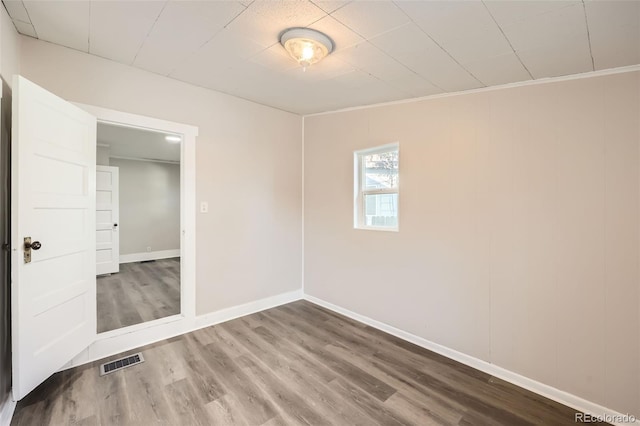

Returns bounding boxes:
[95,123,182,333]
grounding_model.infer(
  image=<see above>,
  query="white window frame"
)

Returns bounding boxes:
[354,142,399,232]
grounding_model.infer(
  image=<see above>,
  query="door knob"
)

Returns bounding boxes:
[25,240,41,250]
[23,237,41,263]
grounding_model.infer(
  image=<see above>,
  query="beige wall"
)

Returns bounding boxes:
[109,158,180,256]
[304,71,640,416]
[19,37,302,315]
[0,5,19,87]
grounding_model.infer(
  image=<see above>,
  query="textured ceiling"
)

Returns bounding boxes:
[4,0,639,114]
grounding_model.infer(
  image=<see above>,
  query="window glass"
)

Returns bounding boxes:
[354,144,399,231]
[363,150,398,190]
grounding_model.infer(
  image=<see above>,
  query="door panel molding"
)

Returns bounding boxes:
[11,76,96,400]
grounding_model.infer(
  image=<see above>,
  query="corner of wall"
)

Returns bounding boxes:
[0,4,21,87]
[301,114,305,294]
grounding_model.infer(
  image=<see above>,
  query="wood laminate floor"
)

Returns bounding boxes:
[97,258,180,333]
[13,300,605,426]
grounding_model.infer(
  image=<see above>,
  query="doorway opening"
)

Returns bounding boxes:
[10,75,198,401]
[95,123,182,333]
[73,102,197,367]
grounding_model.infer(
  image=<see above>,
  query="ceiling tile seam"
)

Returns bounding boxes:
[15,27,33,39]
[244,9,356,65]
[19,0,38,39]
[314,10,446,93]
[89,51,138,67]
[312,0,351,15]
[244,45,359,82]
[367,38,446,92]
[240,9,333,69]
[131,0,170,66]
[167,71,301,115]
[260,6,333,56]
[391,0,485,88]
[5,1,31,25]
[481,0,534,80]
[255,8,329,53]
[581,0,596,71]
[222,2,249,30]
[1,2,22,37]
[328,11,410,47]
[7,15,29,25]
[33,37,104,60]
[305,10,330,32]
[165,4,249,78]
[345,63,415,98]
[87,1,91,54]
[247,27,414,97]
[69,42,303,115]
[10,21,39,40]
[248,41,280,62]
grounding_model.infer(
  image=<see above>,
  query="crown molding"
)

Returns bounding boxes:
[305,64,640,117]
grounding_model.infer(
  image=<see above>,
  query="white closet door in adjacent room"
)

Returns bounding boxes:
[96,165,119,275]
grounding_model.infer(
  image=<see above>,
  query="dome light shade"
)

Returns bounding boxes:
[280,28,334,68]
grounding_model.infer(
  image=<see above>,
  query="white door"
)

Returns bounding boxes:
[96,165,119,275]
[11,76,97,400]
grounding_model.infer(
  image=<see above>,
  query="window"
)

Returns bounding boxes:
[354,143,399,231]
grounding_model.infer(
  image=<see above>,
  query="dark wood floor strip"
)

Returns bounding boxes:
[12,300,605,425]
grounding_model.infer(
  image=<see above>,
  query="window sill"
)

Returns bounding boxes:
[354,226,399,233]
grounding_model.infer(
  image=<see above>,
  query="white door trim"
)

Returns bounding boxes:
[68,103,198,364]
[0,397,16,426]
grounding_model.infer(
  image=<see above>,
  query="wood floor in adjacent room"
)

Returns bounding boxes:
[12,300,602,426]
[97,257,181,333]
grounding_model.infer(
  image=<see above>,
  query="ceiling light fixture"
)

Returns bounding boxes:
[165,135,181,143]
[280,28,334,70]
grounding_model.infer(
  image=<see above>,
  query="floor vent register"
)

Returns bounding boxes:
[99,352,145,376]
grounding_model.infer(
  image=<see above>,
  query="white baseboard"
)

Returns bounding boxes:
[119,249,180,264]
[25,289,638,426]
[63,289,304,371]
[193,289,304,329]
[0,395,16,426]
[304,294,639,426]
